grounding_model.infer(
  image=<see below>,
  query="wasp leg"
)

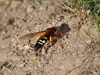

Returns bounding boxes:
[59,32,63,36]
[49,35,54,52]
[39,48,42,56]
[53,36,63,49]
[35,48,42,56]
[55,32,63,36]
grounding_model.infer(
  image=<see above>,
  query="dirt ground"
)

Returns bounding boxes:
[0,0,100,75]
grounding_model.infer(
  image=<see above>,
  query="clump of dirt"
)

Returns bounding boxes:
[0,0,100,75]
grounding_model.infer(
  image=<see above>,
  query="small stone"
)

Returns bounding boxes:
[24,45,30,50]
[19,63,25,68]
[87,10,90,15]
[26,7,34,14]
[85,39,91,44]
[39,7,44,10]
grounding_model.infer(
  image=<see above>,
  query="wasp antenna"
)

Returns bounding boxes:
[49,16,64,27]
[48,21,54,27]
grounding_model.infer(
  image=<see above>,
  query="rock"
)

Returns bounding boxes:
[26,7,34,14]
[24,45,30,50]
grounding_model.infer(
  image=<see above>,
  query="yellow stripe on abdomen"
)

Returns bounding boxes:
[39,40,46,44]
[38,41,44,45]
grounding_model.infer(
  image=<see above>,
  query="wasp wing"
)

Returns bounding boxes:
[19,31,45,39]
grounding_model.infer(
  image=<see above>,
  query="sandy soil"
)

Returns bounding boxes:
[0,0,100,75]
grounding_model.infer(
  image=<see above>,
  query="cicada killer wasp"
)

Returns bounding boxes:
[19,27,63,55]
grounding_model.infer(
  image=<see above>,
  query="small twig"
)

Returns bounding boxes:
[58,0,76,13]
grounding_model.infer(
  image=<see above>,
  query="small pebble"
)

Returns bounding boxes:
[26,7,34,14]
[85,39,91,44]
[19,63,25,68]
[24,45,30,50]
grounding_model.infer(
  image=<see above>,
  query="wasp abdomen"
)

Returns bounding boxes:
[34,36,48,51]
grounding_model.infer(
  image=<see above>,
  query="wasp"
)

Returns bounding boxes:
[19,27,63,55]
